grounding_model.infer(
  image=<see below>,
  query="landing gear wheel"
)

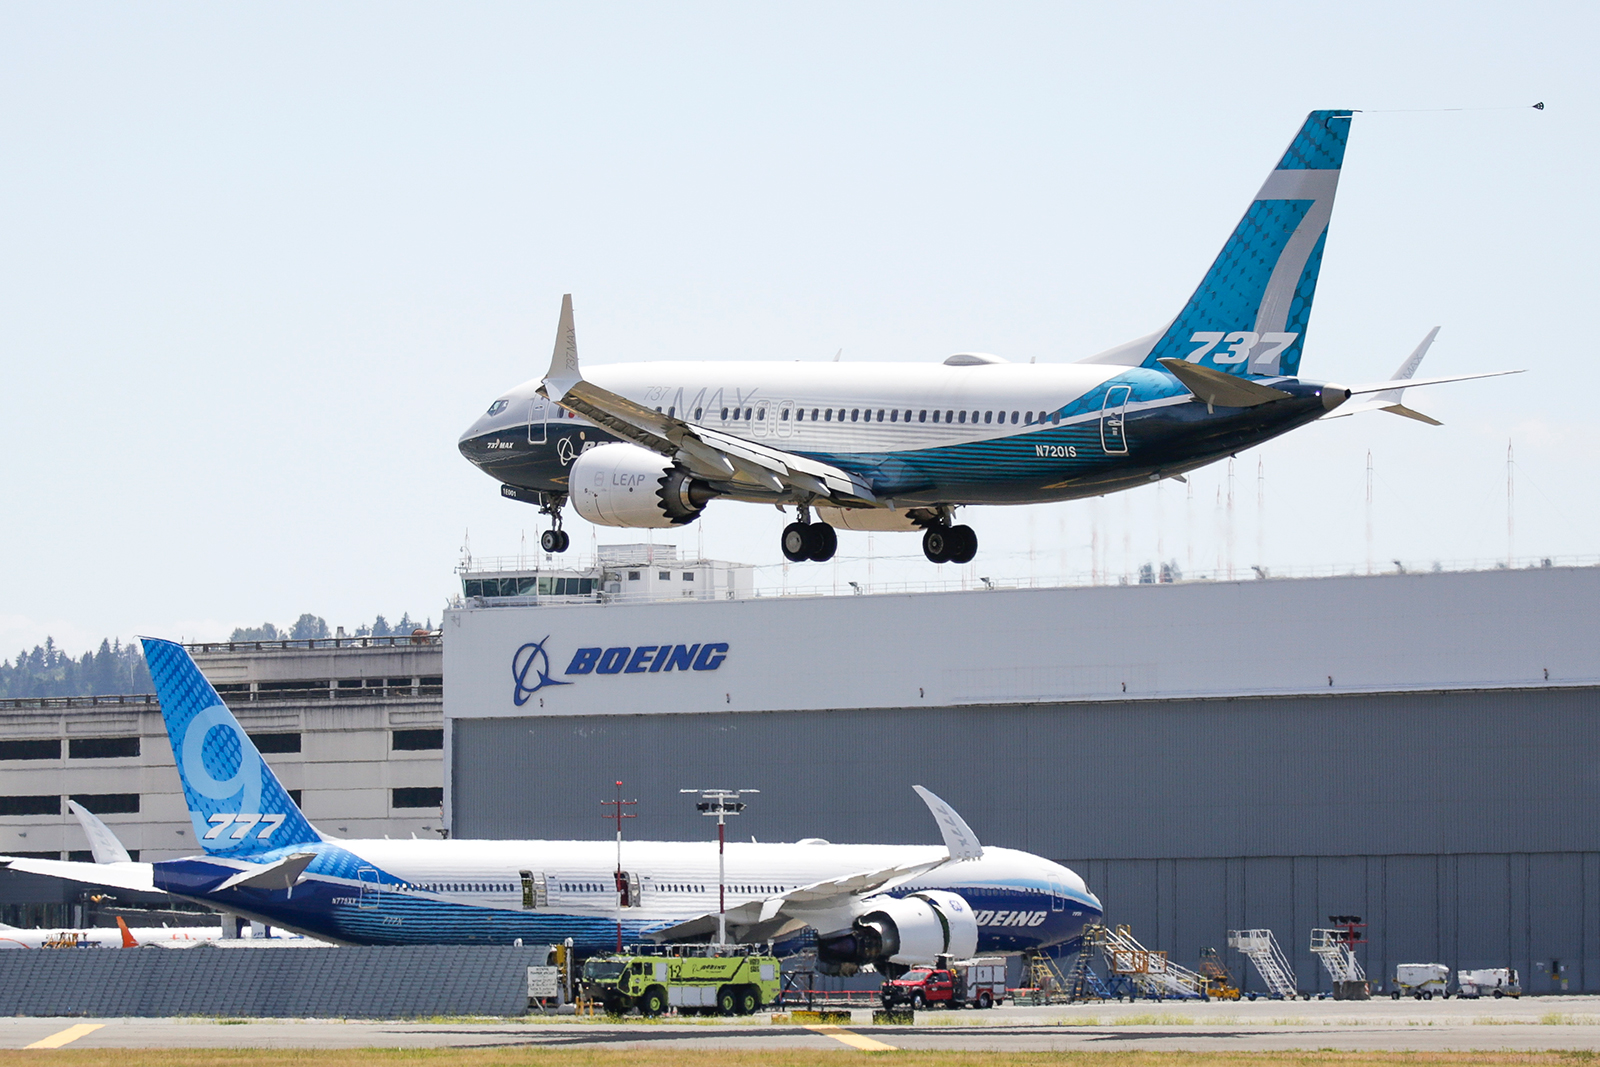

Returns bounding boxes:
[781,522,809,562]
[922,526,953,563]
[803,522,837,562]
[541,529,570,553]
[947,524,978,564]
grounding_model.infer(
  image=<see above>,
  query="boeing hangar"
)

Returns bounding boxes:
[445,559,1600,995]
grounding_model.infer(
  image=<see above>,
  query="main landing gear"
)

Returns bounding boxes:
[781,506,837,562]
[921,522,977,564]
[539,494,570,553]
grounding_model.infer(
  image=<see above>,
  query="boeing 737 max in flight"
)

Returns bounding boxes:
[459,110,1518,563]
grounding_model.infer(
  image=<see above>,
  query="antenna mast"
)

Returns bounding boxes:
[600,781,636,952]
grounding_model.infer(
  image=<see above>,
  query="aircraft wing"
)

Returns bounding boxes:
[68,799,133,864]
[646,855,946,945]
[647,784,980,944]
[539,295,877,505]
[0,856,156,893]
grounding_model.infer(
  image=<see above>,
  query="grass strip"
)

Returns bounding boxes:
[1,1051,1598,1067]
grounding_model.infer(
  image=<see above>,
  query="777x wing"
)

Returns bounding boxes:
[645,785,986,946]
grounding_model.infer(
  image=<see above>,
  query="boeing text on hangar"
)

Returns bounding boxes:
[566,642,729,676]
[511,638,730,705]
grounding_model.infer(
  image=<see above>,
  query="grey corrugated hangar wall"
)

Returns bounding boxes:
[452,685,1600,995]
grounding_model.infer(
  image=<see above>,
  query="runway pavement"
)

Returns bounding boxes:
[6,994,1600,1052]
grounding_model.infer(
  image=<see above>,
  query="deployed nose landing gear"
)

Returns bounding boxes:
[780,505,837,562]
[539,494,571,553]
[922,521,977,564]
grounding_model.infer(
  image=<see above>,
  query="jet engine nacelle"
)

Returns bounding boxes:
[815,890,979,975]
[569,443,718,528]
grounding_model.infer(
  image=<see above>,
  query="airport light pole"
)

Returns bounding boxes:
[601,781,635,953]
[681,788,758,948]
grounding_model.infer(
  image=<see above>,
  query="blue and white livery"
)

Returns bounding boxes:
[459,110,1519,563]
[3,639,1101,972]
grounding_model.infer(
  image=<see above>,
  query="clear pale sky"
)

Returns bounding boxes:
[2,2,1593,656]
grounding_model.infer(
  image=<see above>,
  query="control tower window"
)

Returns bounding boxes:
[486,399,509,416]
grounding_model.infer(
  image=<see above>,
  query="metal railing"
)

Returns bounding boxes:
[0,694,158,711]
[216,686,442,703]
[450,552,1600,610]
[184,634,442,654]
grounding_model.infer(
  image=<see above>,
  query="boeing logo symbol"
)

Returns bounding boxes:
[512,636,572,706]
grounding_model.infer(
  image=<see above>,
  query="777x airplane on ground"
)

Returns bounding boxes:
[1,639,1102,975]
[459,109,1518,563]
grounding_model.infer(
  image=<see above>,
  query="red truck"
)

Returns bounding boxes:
[880,959,1006,1010]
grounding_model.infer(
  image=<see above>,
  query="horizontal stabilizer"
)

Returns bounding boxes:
[1346,369,1522,395]
[1381,402,1442,426]
[1159,358,1293,409]
[214,852,318,895]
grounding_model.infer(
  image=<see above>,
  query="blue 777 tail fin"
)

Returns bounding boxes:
[140,637,321,858]
[1142,110,1355,380]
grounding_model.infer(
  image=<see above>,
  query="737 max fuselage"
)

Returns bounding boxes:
[459,359,1338,507]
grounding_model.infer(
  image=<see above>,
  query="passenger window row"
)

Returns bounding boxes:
[690,407,1062,426]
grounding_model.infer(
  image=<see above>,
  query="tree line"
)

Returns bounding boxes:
[228,613,434,642]
[1,612,437,698]
[0,638,154,699]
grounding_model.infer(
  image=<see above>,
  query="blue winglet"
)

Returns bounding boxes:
[140,637,321,858]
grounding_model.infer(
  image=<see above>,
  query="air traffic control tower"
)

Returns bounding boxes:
[445,559,1600,997]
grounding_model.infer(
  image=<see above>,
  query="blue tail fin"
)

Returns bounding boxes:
[140,637,321,858]
[1143,110,1354,379]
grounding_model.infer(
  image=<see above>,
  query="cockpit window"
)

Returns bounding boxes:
[486,399,510,417]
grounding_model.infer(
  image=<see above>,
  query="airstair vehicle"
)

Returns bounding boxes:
[1094,924,1207,1000]
[1227,928,1299,1000]
[1310,916,1370,1000]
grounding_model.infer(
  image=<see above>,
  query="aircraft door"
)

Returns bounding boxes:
[358,867,380,909]
[520,870,548,910]
[1100,385,1131,455]
[1049,879,1066,912]
[528,398,548,444]
[752,400,772,438]
[776,400,794,439]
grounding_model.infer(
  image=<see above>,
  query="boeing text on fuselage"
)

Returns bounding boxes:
[458,111,1519,564]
